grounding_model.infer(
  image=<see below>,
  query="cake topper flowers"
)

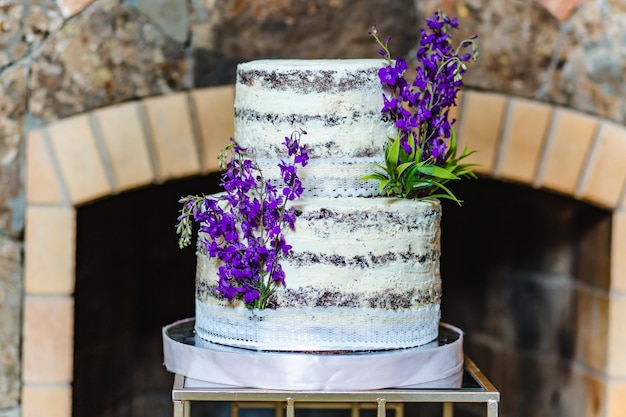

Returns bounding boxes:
[363,10,479,202]
[176,130,309,310]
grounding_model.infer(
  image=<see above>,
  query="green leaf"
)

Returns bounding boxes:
[446,128,458,159]
[457,168,476,177]
[401,162,424,185]
[385,135,401,170]
[423,181,460,202]
[418,164,460,179]
[360,172,389,181]
[428,193,463,204]
[396,161,415,177]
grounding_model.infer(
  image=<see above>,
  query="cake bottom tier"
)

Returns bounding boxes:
[195,301,440,351]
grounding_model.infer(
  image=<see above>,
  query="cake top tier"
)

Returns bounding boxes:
[234,59,394,197]
[236,59,387,94]
[238,58,384,68]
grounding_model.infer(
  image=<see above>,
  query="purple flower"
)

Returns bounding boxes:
[378,66,398,85]
[429,138,447,161]
[376,11,476,162]
[243,288,260,303]
[279,162,297,183]
[381,94,400,114]
[177,132,309,310]
[378,58,408,88]
[365,10,478,199]
[295,151,309,166]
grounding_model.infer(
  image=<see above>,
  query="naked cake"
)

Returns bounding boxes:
[170,12,476,391]
[193,59,443,351]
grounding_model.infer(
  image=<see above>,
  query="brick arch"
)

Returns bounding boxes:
[20,87,626,416]
[456,91,626,209]
[21,86,234,416]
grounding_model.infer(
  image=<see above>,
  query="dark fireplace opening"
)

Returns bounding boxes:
[73,173,226,417]
[441,178,611,417]
[73,174,611,417]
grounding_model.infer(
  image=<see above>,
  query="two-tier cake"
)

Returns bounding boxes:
[193,59,443,352]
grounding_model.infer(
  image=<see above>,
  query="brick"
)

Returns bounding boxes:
[24,206,75,295]
[25,130,65,204]
[22,296,74,383]
[457,91,508,176]
[575,370,605,417]
[606,379,626,417]
[92,101,156,192]
[540,108,597,196]
[580,121,626,208]
[143,93,201,181]
[22,384,72,417]
[498,98,553,184]
[575,287,609,373]
[47,114,113,205]
[611,210,626,292]
[607,294,626,378]
[190,86,234,172]
[56,0,95,18]
[535,0,585,21]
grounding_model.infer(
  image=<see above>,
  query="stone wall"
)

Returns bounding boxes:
[2,0,626,415]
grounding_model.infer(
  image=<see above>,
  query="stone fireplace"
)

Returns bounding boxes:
[2,1,626,417]
[20,86,626,417]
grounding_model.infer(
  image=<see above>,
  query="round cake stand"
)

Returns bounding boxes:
[163,318,464,390]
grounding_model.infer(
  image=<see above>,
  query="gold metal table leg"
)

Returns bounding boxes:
[173,401,183,417]
[173,400,189,417]
[442,402,453,417]
[376,398,386,417]
[231,402,240,417]
[351,403,360,417]
[487,399,498,417]
[286,398,295,417]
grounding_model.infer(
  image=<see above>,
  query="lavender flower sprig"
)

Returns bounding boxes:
[176,130,309,310]
[363,10,479,202]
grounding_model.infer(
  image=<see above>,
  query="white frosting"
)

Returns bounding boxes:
[257,157,384,197]
[234,59,395,197]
